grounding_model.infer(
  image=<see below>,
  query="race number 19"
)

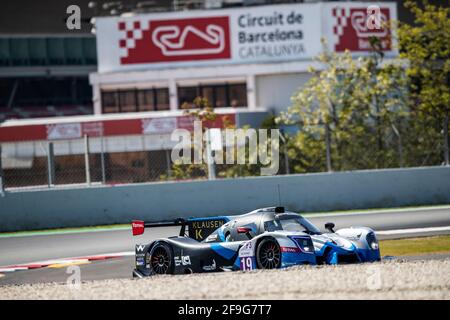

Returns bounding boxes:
[240,257,253,271]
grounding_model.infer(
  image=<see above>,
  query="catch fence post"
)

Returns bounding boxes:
[47,142,55,187]
[84,134,91,185]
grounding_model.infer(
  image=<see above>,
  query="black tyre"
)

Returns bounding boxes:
[256,238,282,269]
[148,242,174,275]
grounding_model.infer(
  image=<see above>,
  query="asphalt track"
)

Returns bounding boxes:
[1,206,450,286]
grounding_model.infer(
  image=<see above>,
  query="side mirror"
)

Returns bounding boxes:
[325,222,335,233]
[237,227,253,239]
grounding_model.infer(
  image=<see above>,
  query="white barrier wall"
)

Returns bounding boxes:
[1,166,449,232]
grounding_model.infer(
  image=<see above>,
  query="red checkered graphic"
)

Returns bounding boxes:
[332,6,392,52]
[332,7,350,39]
[118,20,150,59]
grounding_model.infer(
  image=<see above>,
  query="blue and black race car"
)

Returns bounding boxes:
[214,207,381,265]
[131,206,380,277]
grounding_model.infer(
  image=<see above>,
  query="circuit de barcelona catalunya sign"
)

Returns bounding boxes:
[95,2,397,72]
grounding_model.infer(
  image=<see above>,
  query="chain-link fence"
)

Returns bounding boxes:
[0,131,444,191]
[0,134,293,190]
[0,140,174,190]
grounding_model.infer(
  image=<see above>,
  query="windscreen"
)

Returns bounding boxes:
[264,215,321,235]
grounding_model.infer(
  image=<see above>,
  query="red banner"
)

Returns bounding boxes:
[0,114,236,143]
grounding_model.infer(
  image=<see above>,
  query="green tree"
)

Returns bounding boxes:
[163,97,266,180]
[397,0,450,165]
[278,39,409,172]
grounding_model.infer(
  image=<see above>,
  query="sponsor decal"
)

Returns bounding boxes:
[136,260,144,266]
[188,219,226,241]
[239,241,253,257]
[142,117,177,134]
[47,123,81,140]
[202,259,216,271]
[82,122,104,137]
[280,246,301,253]
[190,220,225,229]
[174,255,191,266]
[332,6,392,52]
[46,122,104,140]
[182,256,191,266]
[119,16,231,64]
[136,244,145,252]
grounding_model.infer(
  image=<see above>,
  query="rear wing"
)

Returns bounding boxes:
[131,216,230,241]
[131,219,187,236]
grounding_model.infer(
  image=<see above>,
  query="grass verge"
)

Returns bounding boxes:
[380,235,450,256]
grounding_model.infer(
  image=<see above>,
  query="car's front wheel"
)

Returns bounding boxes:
[148,242,174,275]
[256,238,281,269]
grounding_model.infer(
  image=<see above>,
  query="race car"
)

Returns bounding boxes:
[131,206,380,277]
[131,216,316,277]
[212,207,381,265]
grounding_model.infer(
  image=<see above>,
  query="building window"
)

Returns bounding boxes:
[155,88,170,111]
[178,83,247,109]
[102,91,119,113]
[178,86,199,109]
[101,88,170,113]
[137,89,154,112]
[229,84,247,107]
[118,90,137,113]
[214,85,227,108]
[0,37,97,67]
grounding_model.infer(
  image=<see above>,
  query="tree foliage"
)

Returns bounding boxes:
[164,97,267,181]
[278,40,409,171]
[398,0,450,165]
[278,0,450,172]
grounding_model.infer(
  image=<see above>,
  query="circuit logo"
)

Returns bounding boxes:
[118,16,231,64]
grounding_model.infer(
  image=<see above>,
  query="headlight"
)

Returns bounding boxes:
[366,232,379,250]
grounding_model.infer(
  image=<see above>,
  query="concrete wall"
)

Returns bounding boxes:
[1,166,450,232]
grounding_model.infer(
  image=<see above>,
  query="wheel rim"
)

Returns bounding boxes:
[150,246,170,274]
[259,241,281,269]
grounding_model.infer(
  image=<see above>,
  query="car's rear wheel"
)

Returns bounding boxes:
[256,238,281,269]
[149,242,174,275]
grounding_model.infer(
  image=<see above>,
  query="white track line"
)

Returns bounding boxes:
[376,226,450,235]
